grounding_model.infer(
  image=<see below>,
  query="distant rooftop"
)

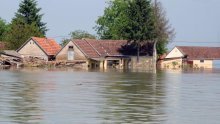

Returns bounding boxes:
[177,46,220,60]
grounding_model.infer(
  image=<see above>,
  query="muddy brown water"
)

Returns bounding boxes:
[0,68,220,124]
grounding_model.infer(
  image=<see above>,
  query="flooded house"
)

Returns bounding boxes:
[161,46,220,69]
[17,37,61,61]
[56,39,131,69]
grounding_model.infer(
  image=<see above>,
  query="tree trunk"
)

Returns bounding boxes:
[137,41,140,63]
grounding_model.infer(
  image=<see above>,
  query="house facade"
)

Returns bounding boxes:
[161,46,220,69]
[56,39,131,69]
[17,37,61,61]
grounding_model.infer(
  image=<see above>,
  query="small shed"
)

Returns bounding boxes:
[17,37,61,61]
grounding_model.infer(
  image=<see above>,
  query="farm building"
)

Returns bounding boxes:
[17,37,61,61]
[161,46,220,69]
[56,39,131,69]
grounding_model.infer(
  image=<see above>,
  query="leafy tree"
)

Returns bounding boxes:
[96,0,174,58]
[4,18,43,50]
[60,30,96,47]
[96,0,130,40]
[15,0,47,35]
[96,0,155,62]
[122,0,156,62]
[70,30,96,39]
[153,0,175,55]
[0,18,9,41]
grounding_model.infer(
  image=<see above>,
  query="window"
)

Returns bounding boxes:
[69,46,73,49]
[200,60,204,63]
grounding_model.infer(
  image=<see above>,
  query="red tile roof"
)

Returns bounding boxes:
[32,37,61,55]
[99,40,127,56]
[73,39,127,58]
[74,39,100,58]
[177,46,220,60]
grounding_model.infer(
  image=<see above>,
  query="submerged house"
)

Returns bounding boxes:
[56,39,131,69]
[161,46,220,69]
[17,37,61,61]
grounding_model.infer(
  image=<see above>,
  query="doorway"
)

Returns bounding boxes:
[68,46,74,61]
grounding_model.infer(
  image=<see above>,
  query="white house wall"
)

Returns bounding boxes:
[166,47,184,59]
[56,41,87,61]
[193,60,213,68]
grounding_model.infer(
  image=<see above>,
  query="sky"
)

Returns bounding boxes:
[0,0,220,49]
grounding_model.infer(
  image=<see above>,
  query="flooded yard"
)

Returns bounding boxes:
[0,68,220,124]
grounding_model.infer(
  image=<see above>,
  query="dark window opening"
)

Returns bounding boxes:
[200,60,204,63]
[69,46,73,49]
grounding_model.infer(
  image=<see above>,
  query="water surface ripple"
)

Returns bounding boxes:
[0,69,220,124]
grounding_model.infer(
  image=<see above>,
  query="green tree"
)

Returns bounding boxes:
[4,18,43,50]
[0,18,9,41]
[60,30,96,46]
[70,30,96,39]
[122,0,156,62]
[97,0,155,62]
[96,0,174,57]
[153,0,175,55]
[96,0,130,40]
[15,0,47,35]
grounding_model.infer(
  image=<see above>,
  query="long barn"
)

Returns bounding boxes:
[161,46,220,69]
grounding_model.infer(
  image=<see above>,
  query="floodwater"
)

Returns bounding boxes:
[0,68,220,124]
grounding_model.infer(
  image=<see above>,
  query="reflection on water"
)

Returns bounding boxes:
[0,68,220,124]
[99,72,166,123]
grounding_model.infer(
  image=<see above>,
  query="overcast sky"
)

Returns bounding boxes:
[0,0,220,48]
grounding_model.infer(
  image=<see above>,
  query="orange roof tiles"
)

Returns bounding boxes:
[32,37,61,55]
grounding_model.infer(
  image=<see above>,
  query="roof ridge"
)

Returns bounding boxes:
[72,40,89,58]
[84,39,101,56]
[177,46,220,48]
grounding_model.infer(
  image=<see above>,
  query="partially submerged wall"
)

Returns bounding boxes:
[130,56,154,70]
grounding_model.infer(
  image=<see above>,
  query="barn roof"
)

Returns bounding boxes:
[32,37,61,56]
[73,39,127,58]
[176,46,220,60]
[17,37,61,56]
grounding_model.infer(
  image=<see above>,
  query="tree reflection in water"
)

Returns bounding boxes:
[0,72,42,123]
[99,71,167,123]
